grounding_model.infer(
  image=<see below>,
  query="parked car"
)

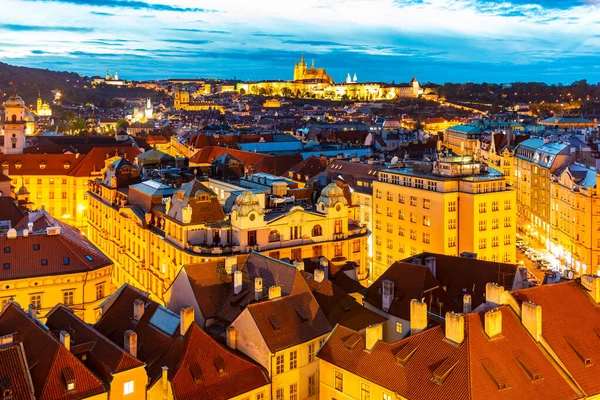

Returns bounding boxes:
[524,248,536,258]
[531,253,545,262]
[537,260,551,270]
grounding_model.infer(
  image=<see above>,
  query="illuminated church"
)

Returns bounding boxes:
[36,93,52,117]
[293,54,333,84]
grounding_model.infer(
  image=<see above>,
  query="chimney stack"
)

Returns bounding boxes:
[133,299,145,321]
[381,280,395,312]
[59,330,70,351]
[484,309,502,338]
[124,330,138,358]
[254,277,263,301]
[234,270,243,295]
[161,366,169,395]
[582,274,600,303]
[521,301,542,342]
[293,260,305,271]
[425,256,436,278]
[28,304,37,320]
[224,256,237,275]
[179,307,194,336]
[463,294,472,314]
[226,326,237,350]
[410,299,427,334]
[485,282,506,305]
[364,324,383,351]
[445,312,465,345]
[268,285,281,300]
[314,269,325,283]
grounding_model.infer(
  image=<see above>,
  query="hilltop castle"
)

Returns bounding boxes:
[293,54,334,84]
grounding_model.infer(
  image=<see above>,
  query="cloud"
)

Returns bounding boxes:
[0,23,93,32]
[281,39,354,47]
[159,39,214,45]
[30,50,47,54]
[164,28,231,34]
[90,11,113,16]
[252,32,294,38]
[21,0,219,13]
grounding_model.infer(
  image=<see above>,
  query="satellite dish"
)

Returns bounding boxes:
[391,156,399,165]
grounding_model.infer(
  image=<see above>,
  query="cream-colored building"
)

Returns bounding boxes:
[372,156,516,280]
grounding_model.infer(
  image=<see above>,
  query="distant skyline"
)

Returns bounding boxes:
[1,0,600,84]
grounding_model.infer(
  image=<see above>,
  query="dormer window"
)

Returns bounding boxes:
[62,367,76,392]
[14,162,21,170]
[63,161,71,169]
[39,161,46,170]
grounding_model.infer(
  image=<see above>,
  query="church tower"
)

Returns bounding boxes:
[36,92,42,114]
[174,87,181,110]
[145,97,153,120]
[2,92,27,155]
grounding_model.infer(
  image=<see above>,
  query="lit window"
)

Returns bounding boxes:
[383,394,393,400]
[290,383,298,400]
[479,202,487,213]
[124,381,134,395]
[256,393,265,400]
[396,321,402,333]
[361,383,370,400]
[30,294,41,309]
[63,291,74,306]
[448,201,456,212]
[275,389,284,400]
[308,343,316,363]
[308,374,317,396]
[96,284,104,300]
[276,354,284,375]
[335,371,343,391]
[289,350,297,370]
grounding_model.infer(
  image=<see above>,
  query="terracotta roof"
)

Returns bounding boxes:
[165,179,225,225]
[512,281,600,396]
[0,303,106,400]
[318,306,579,400]
[0,342,35,400]
[304,272,386,331]
[0,196,27,228]
[285,156,327,180]
[95,285,269,400]
[45,305,144,385]
[68,146,142,178]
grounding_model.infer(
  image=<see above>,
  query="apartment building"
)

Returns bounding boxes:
[372,156,516,280]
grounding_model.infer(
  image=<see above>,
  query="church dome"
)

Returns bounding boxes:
[24,109,36,122]
[317,183,348,207]
[5,94,25,108]
[232,191,264,217]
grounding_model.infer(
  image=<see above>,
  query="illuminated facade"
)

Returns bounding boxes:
[293,54,334,84]
[173,86,224,112]
[36,94,52,117]
[372,156,516,280]
[87,159,369,303]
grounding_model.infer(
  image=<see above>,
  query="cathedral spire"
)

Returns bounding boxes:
[311,59,314,69]
[301,53,305,66]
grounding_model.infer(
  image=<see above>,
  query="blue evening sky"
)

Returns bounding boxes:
[0,0,599,83]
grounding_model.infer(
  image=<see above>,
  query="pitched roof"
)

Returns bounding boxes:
[0,303,106,400]
[95,285,269,400]
[165,179,225,225]
[0,342,35,400]
[0,196,27,228]
[511,281,600,395]
[318,306,579,400]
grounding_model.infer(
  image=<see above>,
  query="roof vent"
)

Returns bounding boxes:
[46,227,61,236]
[6,229,17,240]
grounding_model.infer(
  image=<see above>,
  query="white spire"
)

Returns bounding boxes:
[346,73,351,84]
[353,73,357,83]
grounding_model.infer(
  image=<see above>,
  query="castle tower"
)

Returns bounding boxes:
[106,70,110,80]
[114,70,119,80]
[2,92,27,155]
[36,92,42,114]
[346,73,351,84]
[311,59,314,69]
[353,73,357,83]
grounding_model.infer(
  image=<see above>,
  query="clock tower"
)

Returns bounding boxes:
[2,92,27,154]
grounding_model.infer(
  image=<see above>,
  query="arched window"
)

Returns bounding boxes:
[268,230,281,243]
[11,114,16,123]
[312,225,323,237]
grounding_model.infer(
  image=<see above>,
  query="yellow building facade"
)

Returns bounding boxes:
[372,157,516,280]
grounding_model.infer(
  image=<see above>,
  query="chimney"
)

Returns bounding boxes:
[224,256,237,275]
[161,366,169,394]
[179,307,194,336]
[484,309,502,338]
[133,299,144,321]
[582,274,600,303]
[268,285,281,300]
[445,312,465,345]
[59,330,70,351]
[28,304,37,320]
[364,324,383,351]
[410,299,427,334]
[323,264,329,280]
[124,330,138,358]
[425,256,436,278]
[27,222,33,232]
[381,280,394,312]
[411,257,423,265]
[485,282,506,305]
[314,269,325,283]
[521,301,542,342]
[293,260,305,271]
[226,326,237,350]
[254,277,263,301]
[234,270,243,295]
[463,294,472,314]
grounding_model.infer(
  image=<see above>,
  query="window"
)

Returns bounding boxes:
[276,354,284,374]
[504,200,511,210]
[387,239,393,249]
[479,220,487,231]
[492,218,499,229]
[423,233,430,244]
[448,237,456,248]
[504,217,511,227]
[33,244,40,251]
[289,383,298,400]
[479,238,487,249]
[383,394,393,400]
[62,192,67,199]
[410,230,417,240]
[2,264,9,270]
[398,210,404,220]
[398,244,405,253]
[492,201,499,211]
[30,294,41,309]
[269,230,281,242]
[308,374,317,396]
[37,179,42,185]
[334,220,342,234]
[479,202,487,213]
[256,393,265,400]
[410,213,416,223]
[291,248,302,261]
[63,257,69,265]
[386,207,393,217]
[334,243,343,257]
[361,383,371,400]
[398,227,405,237]
[375,236,382,246]
[386,191,393,201]
[96,284,104,300]
[3,247,9,253]
[423,198,430,209]
[410,196,417,206]
[275,389,284,400]
[62,178,67,185]
[308,342,316,363]
[375,204,381,214]
[423,216,430,226]
[41,259,48,266]
[375,189,382,199]
[375,220,381,230]
[398,194,405,204]
[396,321,403,333]
[428,181,437,191]
[492,236,499,247]
[63,291,74,306]
[49,192,54,199]
[386,223,393,233]
[448,201,456,212]
[289,350,297,370]
[504,234,511,245]
[387,254,393,265]
[353,239,361,253]
[335,371,344,391]
[375,251,382,262]
[123,381,134,395]
[312,225,322,237]
[49,178,54,185]
[448,218,456,229]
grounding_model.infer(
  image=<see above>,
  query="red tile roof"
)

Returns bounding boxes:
[512,281,600,396]
[0,342,35,400]
[318,306,579,400]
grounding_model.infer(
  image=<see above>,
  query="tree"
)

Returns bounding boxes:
[281,87,293,98]
[116,118,129,129]
[239,88,246,95]
[258,87,267,96]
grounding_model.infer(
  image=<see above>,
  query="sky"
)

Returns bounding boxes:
[1,0,600,83]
